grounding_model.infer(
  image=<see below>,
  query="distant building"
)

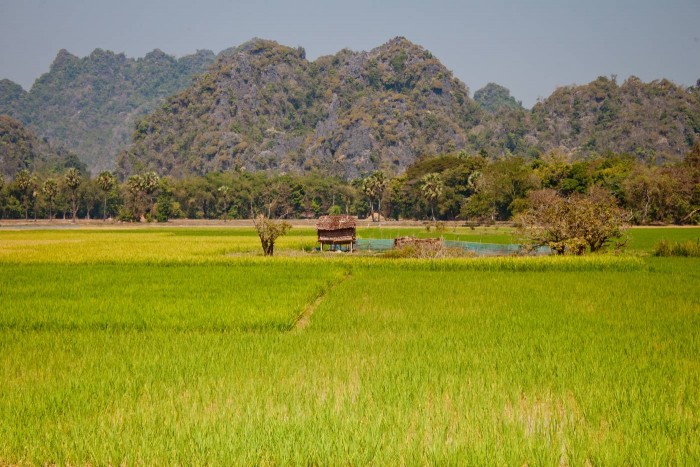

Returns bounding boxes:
[316,215,357,252]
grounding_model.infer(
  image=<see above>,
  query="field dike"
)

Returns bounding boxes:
[292,269,352,331]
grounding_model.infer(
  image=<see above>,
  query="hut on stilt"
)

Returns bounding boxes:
[316,215,357,252]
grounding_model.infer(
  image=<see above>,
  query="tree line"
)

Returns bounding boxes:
[1,145,698,225]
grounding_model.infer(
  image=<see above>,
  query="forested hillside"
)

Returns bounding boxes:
[0,48,216,173]
[0,115,82,179]
[471,77,700,162]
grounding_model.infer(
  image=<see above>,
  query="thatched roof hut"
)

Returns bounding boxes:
[316,215,357,251]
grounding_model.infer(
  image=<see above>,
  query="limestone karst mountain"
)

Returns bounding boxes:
[2,37,699,179]
[0,48,216,173]
[118,37,482,179]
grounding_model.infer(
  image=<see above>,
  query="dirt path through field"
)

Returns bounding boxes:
[292,270,351,331]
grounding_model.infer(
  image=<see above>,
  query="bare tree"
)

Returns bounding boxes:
[253,214,291,256]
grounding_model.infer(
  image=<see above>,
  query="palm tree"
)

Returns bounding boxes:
[360,177,376,219]
[42,179,59,220]
[15,169,31,220]
[141,172,160,194]
[31,179,39,221]
[371,171,387,220]
[126,172,160,220]
[361,171,387,221]
[420,172,444,221]
[64,168,82,223]
[96,171,117,220]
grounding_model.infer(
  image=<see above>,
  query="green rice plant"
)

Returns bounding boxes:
[0,227,699,464]
[0,228,318,264]
[0,263,346,332]
[338,255,646,272]
[625,227,700,252]
[305,265,700,464]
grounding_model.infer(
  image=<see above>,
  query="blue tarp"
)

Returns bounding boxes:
[355,238,550,256]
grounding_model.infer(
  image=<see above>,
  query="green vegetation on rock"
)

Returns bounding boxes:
[2,39,699,180]
[0,48,216,173]
[118,37,482,179]
[528,76,700,162]
[119,42,700,178]
[0,115,84,179]
[474,82,523,113]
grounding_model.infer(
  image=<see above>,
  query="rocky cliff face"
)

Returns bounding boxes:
[121,39,700,180]
[467,76,700,162]
[118,37,483,179]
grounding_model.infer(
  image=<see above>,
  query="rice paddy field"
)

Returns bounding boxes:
[1,225,699,464]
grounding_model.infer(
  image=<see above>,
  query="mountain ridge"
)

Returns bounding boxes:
[0,47,217,173]
[118,36,482,179]
[2,37,699,179]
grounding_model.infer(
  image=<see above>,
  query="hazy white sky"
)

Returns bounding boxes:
[1,0,698,107]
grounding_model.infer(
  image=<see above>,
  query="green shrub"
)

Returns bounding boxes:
[654,239,700,257]
[116,207,137,222]
[383,246,419,259]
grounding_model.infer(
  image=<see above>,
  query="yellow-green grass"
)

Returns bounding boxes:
[0,228,317,263]
[2,225,694,262]
[0,228,698,463]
